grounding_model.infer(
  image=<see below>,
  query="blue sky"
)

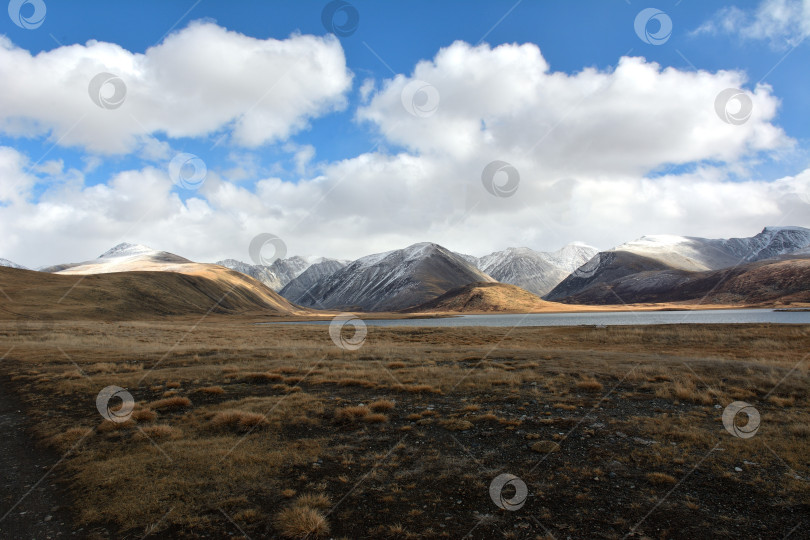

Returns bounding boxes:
[2,0,809,266]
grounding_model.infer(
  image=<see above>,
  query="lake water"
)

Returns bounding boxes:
[269,309,810,328]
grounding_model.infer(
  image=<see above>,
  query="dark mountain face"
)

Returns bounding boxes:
[545,251,675,301]
[292,243,495,312]
[549,256,810,305]
[547,227,810,302]
[279,259,347,305]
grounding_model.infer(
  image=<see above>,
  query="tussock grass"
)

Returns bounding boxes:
[364,413,389,423]
[49,426,93,451]
[147,396,192,410]
[440,418,473,431]
[369,399,396,412]
[131,409,157,422]
[240,371,284,383]
[647,472,677,485]
[274,505,330,538]
[334,405,370,422]
[135,424,182,439]
[210,409,268,431]
[575,377,603,393]
[192,385,225,395]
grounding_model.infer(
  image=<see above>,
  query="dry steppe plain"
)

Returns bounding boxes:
[1,318,808,539]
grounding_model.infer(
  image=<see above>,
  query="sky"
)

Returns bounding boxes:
[1,0,810,268]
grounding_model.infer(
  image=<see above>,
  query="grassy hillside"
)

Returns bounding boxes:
[0,266,306,321]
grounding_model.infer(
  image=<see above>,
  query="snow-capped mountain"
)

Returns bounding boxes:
[552,257,810,306]
[294,242,496,311]
[473,243,598,296]
[216,259,284,290]
[609,226,810,271]
[216,256,331,291]
[279,258,348,305]
[98,243,155,259]
[269,256,313,288]
[48,242,191,274]
[547,227,810,301]
[0,258,27,270]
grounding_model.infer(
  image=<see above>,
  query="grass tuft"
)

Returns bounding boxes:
[274,506,330,538]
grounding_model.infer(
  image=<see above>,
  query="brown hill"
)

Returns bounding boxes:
[406,281,563,313]
[0,266,306,321]
[556,256,810,305]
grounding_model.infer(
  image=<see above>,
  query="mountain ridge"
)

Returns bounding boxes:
[548,227,810,303]
[291,242,496,311]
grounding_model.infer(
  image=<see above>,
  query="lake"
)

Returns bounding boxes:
[269,309,810,328]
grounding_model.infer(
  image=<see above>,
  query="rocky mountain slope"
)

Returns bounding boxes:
[547,227,810,301]
[278,258,348,305]
[293,242,496,311]
[0,258,27,270]
[553,255,810,305]
[216,256,334,291]
[472,243,597,296]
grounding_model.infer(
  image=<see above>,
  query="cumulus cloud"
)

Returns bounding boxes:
[357,41,788,176]
[695,0,810,48]
[1,40,808,268]
[0,22,352,154]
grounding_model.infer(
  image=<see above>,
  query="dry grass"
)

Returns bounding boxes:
[210,409,269,431]
[131,409,156,422]
[274,506,330,538]
[1,320,807,538]
[364,413,389,423]
[575,377,603,393]
[294,493,331,509]
[193,385,226,395]
[369,399,396,412]
[241,372,284,383]
[49,426,93,451]
[147,396,192,410]
[135,424,182,439]
[439,418,473,431]
[647,472,677,485]
[334,405,370,422]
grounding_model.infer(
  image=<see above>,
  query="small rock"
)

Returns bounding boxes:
[632,436,657,446]
[734,467,743,472]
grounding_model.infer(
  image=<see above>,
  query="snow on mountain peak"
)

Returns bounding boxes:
[0,258,27,270]
[762,226,809,233]
[98,242,155,259]
[619,235,690,249]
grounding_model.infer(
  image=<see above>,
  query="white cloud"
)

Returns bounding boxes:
[33,159,64,176]
[358,78,375,103]
[1,40,808,268]
[357,41,788,176]
[696,0,810,48]
[0,22,352,154]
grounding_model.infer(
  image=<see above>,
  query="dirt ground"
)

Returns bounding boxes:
[0,319,808,539]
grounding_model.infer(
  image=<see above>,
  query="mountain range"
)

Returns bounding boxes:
[470,243,598,296]
[214,256,348,291]
[5,226,810,314]
[0,258,27,270]
[546,227,810,303]
[287,242,496,311]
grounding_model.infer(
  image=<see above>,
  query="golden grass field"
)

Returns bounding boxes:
[1,319,808,539]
